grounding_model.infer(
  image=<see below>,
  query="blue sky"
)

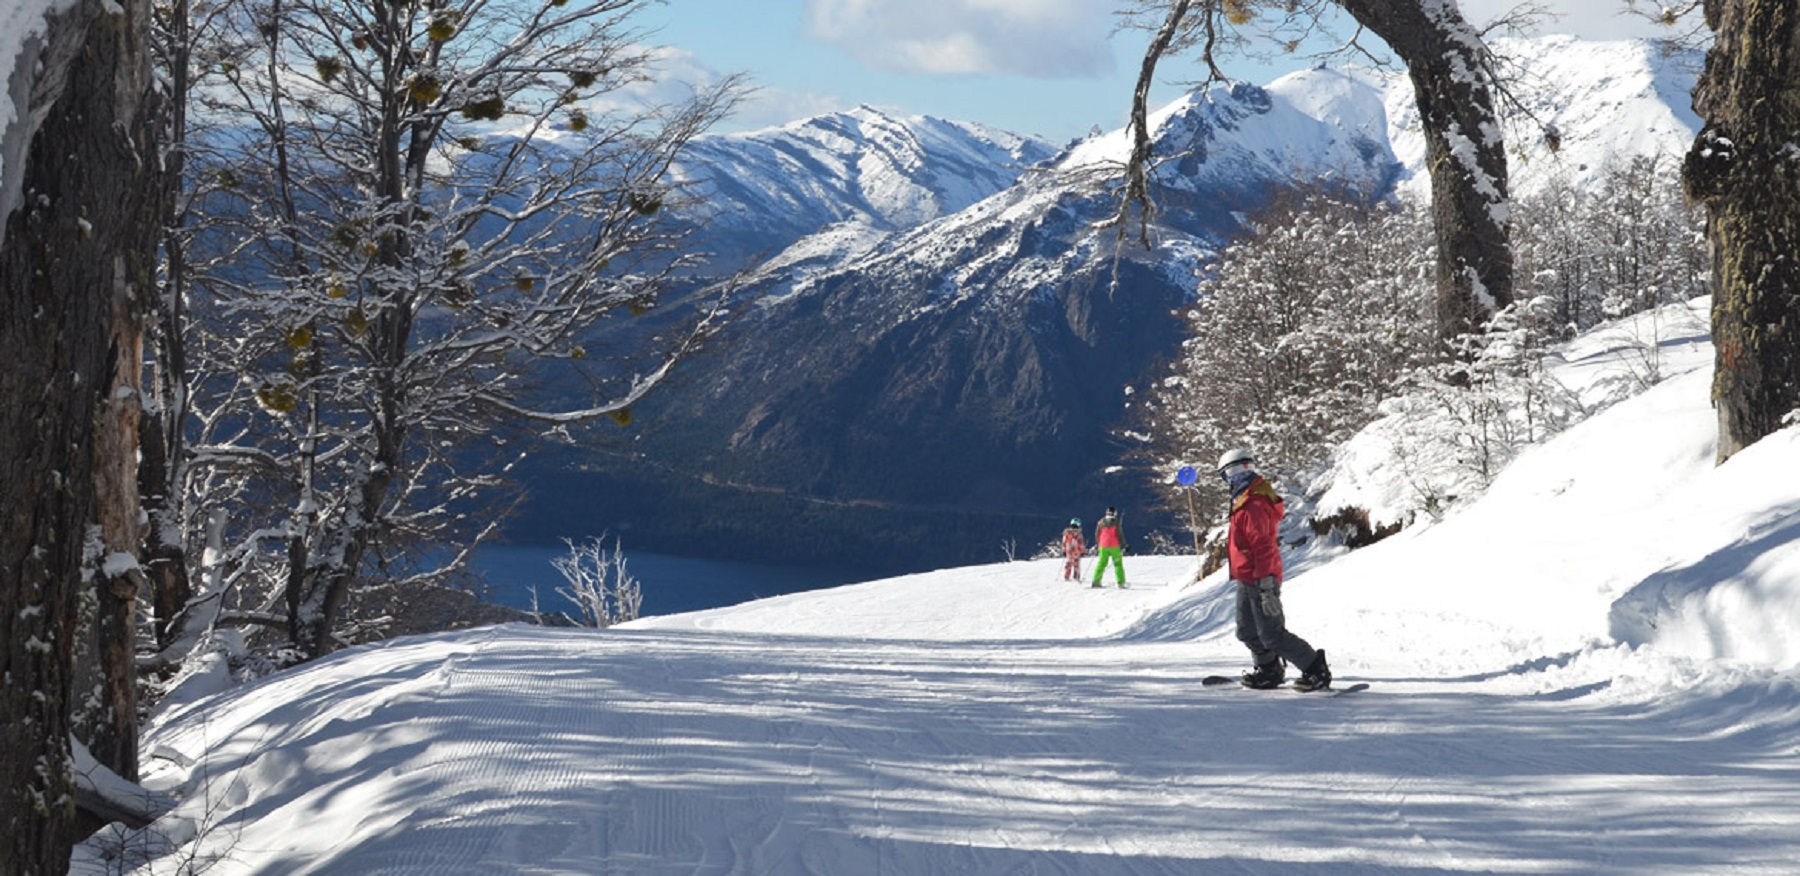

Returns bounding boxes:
[638,0,1676,143]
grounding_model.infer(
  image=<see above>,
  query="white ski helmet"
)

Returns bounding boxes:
[1217,447,1254,474]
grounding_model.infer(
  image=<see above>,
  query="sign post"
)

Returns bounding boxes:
[1175,465,1202,557]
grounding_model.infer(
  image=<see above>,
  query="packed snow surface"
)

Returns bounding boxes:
[89,298,1800,874]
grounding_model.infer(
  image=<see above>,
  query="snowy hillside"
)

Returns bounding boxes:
[86,304,1800,874]
[1381,36,1704,198]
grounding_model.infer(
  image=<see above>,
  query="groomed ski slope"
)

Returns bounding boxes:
[96,304,1800,875]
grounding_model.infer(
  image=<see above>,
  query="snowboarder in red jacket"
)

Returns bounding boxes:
[1220,448,1331,691]
[1061,519,1086,580]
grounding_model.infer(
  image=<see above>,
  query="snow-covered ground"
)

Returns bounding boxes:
[82,301,1800,874]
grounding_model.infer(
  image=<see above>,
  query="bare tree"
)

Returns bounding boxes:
[140,0,206,658]
[1682,0,1800,462]
[1121,0,1513,349]
[2,0,160,867]
[551,536,642,627]
[172,0,742,660]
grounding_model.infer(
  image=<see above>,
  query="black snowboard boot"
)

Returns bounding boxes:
[1294,650,1332,692]
[1240,661,1284,690]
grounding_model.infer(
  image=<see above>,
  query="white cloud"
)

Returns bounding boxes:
[627,45,845,134]
[803,0,1115,77]
[572,46,726,121]
[728,88,849,132]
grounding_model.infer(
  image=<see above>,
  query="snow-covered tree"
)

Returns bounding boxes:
[2,0,162,865]
[1513,154,1709,351]
[171,0,741,660]
[1138,192,1436,510]
[1404,163,1705,504]
[139,0,207,660]
[1140,163,1707,529]
[550,536,642,628]
[1682,0,1800,463]
[1122,0,1513,350]
[1586,156,1711,324]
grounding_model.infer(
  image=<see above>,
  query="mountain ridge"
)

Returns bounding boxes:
[668,104,1059,274]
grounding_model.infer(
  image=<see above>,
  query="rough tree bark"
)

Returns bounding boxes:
[1683,0,1800,462]
[1337,0,1514,343]
[1,0,158,868]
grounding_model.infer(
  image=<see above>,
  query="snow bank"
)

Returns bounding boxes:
[1608,423,1800,669]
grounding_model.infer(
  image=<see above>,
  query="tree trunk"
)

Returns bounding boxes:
[144,0,197,651]
[88,0,160,787]
[1,0,157,866]
[1684,0,1800,463]
[85,241,154,784]
[141,410,194,650]
[1338,0,1514,344]
[294,445,395,659]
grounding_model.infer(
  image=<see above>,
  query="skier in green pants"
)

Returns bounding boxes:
[1091,507,1127,588]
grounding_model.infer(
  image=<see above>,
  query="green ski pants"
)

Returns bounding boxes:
[1092,547,1125,585]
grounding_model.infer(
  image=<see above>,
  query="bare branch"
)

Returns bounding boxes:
[1113,0,1196,253]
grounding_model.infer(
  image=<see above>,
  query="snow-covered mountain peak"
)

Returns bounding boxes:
[667,103,1057,271]
[1051,70,1397,200]
[1263,65,1389,137]
[1046,35,1698,208]
[1502,35,1702,179]
[1383,34,1703,198]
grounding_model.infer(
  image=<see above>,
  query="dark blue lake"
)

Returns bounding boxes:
[469,544,867,618]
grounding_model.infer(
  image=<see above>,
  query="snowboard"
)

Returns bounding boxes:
[1202,675,1368,696]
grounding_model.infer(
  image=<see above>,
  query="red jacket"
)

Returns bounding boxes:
[1062,527,1085,557]
[1226,477,1284,583]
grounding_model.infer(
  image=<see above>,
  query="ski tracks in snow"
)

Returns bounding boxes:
[139,607,1800,874]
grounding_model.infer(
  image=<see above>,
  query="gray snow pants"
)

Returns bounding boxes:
[1235,576,1319,671]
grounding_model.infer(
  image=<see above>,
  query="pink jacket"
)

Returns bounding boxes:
[1095,517,1123,549]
